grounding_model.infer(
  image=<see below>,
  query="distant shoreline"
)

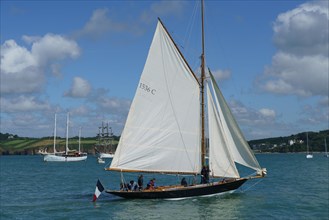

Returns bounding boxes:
[1,151,327,156]
[1,129,328,155]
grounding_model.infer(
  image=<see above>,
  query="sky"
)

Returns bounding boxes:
[1,0,328,140]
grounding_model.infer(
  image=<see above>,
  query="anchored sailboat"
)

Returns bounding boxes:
[104,1,266,199]
[44,113,87,162]
[306,132,313,159]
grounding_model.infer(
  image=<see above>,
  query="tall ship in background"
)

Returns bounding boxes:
[95,122,116,159]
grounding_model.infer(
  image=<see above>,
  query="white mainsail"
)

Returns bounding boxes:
[110,21,201,174]
[208,72,261,172]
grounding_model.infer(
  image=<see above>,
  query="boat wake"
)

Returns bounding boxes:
[164,190,237,201]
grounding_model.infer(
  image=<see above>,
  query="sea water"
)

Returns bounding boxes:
[0,154,328,219]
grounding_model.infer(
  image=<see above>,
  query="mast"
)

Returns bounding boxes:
[53,113,57,154]
[307,132,309,153]
[109,126,113,152]
[78,126,81,154]
[66,112,69,155]
[201,0,206,166]
[325,138,327,154]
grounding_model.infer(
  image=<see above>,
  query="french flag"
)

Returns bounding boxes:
[93,179,105,202]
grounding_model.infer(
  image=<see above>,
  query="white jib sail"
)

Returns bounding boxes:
[207,84,240,178]
[208,72,261,172]
[110,21,201,174]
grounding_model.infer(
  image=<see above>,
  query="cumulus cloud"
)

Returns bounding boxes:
[0,95,50,112]
[211,69,231,81]
[74,1,187,39]
[98,97,131,115]
[32,34,80,64]
[262,52,328,96]
[259,108,276,118]
[1,111,57,137]
[140,1,186,24]
[228,100,292,139]
[1,40,36,73]
[75,8,126,39]
[22,35,41,44]
[258,1,328,97]
[50,63,62,77]
[299,103,329,125]
[318,96,329,107]
[230,100,277,126]
[64,77,92,98]
[0,34,80,94]
[70,106,90,116]
[273,1,328,57]
[85,88,131,116]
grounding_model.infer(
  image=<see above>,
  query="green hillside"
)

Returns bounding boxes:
[0,133,118,155]
[248,130,329,153]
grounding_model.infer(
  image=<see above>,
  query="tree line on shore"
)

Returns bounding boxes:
[248,130,328,153]
[0,129,328,155]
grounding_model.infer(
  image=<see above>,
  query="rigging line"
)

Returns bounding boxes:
[104,160,111,170]
[120,171,127,186]
[246,171,257,178]
[183,0,199,59]
[206,4,242,107]
[240,178,263,193]
[172,2,200,75]
[222,163,236,179]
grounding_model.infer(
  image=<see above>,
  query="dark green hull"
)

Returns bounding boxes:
[106,178,247,199]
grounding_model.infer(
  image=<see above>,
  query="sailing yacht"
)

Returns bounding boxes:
[37,148,48,155]
[104,1,266,199]
[306,132,313,159]
[44,113,87,162]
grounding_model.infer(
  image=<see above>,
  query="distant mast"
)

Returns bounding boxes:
[53,113,57,153]
[200,0,206,166]
[324,138,328,157]
[66,113,69,154]
[79,126,81,154]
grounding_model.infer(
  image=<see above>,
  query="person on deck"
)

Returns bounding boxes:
[201,165,210,184]
[146,178,157,190]
[201,166,206,184]
[138,174,143,190]
[128,180,138,191]
[205,165,210,183]
[120,182,128,191]
[181,177,188,187]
